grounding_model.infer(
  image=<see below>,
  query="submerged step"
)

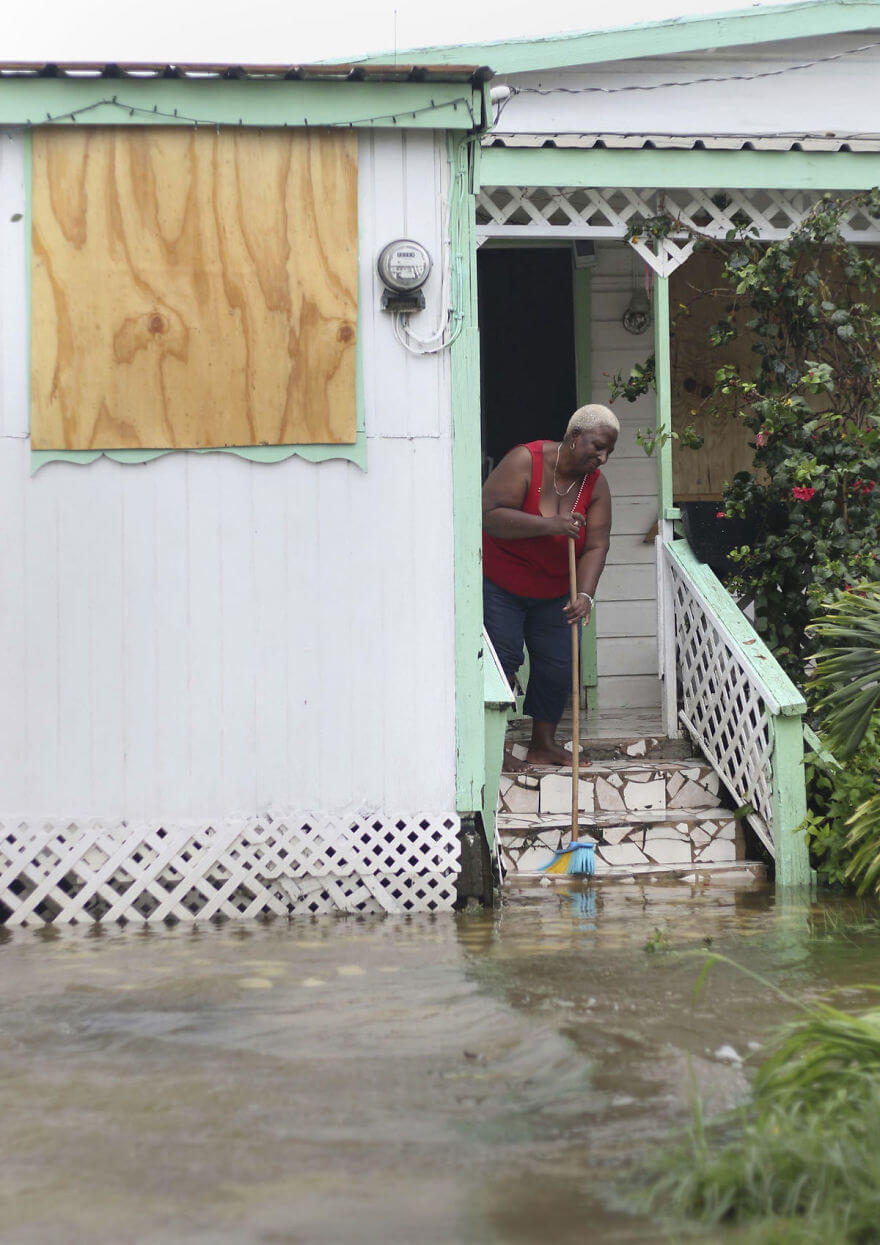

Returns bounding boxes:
[497,807,743,876]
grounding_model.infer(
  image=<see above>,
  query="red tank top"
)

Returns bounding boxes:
[483,441,601,598]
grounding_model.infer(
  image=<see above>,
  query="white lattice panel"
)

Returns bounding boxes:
[0,812,461,925]
[476,186,880,275]
[664,555,775,855]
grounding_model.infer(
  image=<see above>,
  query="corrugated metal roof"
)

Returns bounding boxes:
[484,131,880,152]
[0,61,492,85]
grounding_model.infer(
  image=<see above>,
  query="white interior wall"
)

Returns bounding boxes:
[590,241,660,711]
[493,34,880,136]
[0,127,459,823]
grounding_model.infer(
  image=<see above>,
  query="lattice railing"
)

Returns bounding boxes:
[0,811,461,925]
[663,540,807,858]
[476,186,880,275]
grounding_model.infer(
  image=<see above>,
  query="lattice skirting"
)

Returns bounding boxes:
[0,811,462,925]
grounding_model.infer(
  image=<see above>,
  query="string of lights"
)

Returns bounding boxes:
[505,39,880,101]
[14,92,477,130]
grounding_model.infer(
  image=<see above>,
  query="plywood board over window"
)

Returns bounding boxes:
[31,126,358,450]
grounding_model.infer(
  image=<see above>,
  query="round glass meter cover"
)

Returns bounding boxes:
[377,240,432,292]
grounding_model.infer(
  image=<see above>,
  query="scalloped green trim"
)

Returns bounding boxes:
[30,437,367,474]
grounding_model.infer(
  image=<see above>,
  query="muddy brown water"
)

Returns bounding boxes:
[2,875,880,1245]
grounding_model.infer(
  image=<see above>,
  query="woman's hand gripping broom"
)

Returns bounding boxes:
[539,536,596,876]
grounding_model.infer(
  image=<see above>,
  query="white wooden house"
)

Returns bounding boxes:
[3,1,880,922]
[0,64,494,921]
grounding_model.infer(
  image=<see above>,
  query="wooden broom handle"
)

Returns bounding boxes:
[569,536,579,838]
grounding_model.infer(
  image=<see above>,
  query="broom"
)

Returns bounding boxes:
[540,535,595,876]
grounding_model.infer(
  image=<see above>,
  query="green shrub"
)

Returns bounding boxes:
[805,586,880,893]
[645,963,880,1242]
[803,717,880,889]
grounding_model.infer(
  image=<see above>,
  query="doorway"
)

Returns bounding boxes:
[477,243,598,706]
[477,246,578,476]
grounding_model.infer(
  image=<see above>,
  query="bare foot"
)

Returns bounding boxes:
[527,743,591,768]
[502,748,528,773]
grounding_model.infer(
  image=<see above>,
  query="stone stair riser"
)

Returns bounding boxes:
[499,763,721,818]
[499,813,739,876]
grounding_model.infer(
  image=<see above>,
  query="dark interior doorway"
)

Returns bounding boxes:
[477,247,577,474]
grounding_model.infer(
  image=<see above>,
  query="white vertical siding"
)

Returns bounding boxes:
[591,241,661,711]
[0,128,459,823]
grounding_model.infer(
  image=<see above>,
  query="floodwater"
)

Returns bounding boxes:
[2,876,880,1245]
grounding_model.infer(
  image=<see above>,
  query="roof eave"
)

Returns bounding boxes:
[349,0,880,75]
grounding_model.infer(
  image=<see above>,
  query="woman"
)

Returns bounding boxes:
[482,404,618,768]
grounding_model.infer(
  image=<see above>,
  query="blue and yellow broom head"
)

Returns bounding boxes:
[539,840,595,876]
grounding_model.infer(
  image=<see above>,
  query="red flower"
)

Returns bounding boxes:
[792,486,817,501]
[716,511,726,519]
[755,432,767,448]
[864,480,876,494]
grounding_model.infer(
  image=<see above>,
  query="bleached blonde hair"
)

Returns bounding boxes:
[565,404,620,438]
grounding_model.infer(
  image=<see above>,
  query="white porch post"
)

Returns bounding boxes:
[652,273,680,737]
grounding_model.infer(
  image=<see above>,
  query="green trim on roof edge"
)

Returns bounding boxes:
[353,0,880,74]
[0,78,485,130]
[480,146,880,190]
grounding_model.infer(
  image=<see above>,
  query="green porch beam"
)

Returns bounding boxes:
[653,275,675,521]
[0,79,483,130]
[480,147,880,191]
[450,135,486,813]
[356,1,880,73]
[771,714,812,889]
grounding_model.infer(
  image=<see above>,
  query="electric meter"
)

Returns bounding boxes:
[377,239,432,293]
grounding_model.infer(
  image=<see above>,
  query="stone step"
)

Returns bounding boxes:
[506,734,694,762]
[499,758,721,818]
[497,807,744,877]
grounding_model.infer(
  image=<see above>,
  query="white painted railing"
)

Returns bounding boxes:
[661,539,811,886]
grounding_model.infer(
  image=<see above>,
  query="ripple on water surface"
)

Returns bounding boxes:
[1,877,880,1244]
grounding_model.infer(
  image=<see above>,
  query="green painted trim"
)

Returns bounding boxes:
[451,134,486,814]
[770,714,812,888]
[31,441,367,473]
[483,626,516,708]
[356,0,880,74]
[653,275,674,520]
[802,721,841,769]
[580,613,598,693]
[480,147,880,191]
[572,263,598,692]
[665,539,807,714]
[482,628,514,848]
[0,79,482,130]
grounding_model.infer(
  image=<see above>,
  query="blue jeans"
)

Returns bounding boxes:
[483,577,573,726]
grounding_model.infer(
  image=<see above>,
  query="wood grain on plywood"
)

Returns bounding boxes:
[31,126,358,450]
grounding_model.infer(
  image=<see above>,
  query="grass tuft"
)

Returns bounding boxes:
[643,959,880,1242]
